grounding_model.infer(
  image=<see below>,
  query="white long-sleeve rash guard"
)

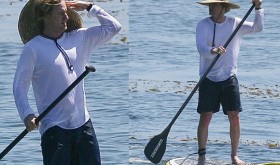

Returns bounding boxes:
[196,9,264,82]
[13,5,121,134]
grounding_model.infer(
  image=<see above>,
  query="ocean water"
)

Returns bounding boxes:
[0,0,279,165]
[0,0,129,164]
[129,0,279,164]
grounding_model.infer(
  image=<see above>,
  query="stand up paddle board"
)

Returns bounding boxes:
[166,158,280,165]
[166,158,257,165]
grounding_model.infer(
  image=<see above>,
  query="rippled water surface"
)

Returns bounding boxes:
[0,0,279,164]
[129,0,279,164]
[0,0,128,164]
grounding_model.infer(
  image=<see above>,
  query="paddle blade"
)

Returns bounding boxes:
[144,133,167,164]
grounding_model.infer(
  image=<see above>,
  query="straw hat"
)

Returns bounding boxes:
[197,0,240,9]
[18,0,83,44]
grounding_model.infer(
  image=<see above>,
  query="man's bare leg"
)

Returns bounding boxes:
[228,111,245,165]
[197,112,213,165]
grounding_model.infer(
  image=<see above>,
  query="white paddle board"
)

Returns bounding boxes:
[166,157,257,165]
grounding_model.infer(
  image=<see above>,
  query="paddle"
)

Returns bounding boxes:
[144,4,256,164]
[0,65,96,160]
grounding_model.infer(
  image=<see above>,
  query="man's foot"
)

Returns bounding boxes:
[197,155,205,165]
[232,156,245,165]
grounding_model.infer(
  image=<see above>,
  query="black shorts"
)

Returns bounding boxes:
[41,119,101,165]
[197,75,242,115]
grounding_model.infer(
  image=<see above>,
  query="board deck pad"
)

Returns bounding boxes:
[166,158,255,165]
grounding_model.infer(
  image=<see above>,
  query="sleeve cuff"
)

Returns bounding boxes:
[21,109,35,122]
[87,5,103,17]
[255,8,264,12]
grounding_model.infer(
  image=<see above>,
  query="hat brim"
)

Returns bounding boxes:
[18,1,83,44]
[197,1,240,9]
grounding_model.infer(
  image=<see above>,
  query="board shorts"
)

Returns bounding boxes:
[197,75,242,115]
[41,119,101,165]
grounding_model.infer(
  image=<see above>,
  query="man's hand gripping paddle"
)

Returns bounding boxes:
[0,65,96,160]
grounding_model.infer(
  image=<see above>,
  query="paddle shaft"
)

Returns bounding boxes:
[165,3,256,133]
[0,65,95,160]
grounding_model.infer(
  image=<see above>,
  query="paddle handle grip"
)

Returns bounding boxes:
[36,65,95,123]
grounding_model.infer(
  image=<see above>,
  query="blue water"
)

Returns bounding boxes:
[0,0,279,164]
[0,0,129,164]
[129,0,279,164]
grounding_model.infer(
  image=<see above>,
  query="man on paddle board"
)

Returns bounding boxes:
[13,0,121,164]
[195,0,263,164]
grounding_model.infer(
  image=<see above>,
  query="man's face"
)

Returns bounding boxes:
[208,3,224,16]
[45,1,69,32]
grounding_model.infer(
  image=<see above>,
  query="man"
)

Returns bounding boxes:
[195,0,263,164]
[13,0,121,164]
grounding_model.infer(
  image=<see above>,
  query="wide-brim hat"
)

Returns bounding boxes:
[18,0,83,44]
[197,0,240,9]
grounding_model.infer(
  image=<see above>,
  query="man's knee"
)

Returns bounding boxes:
[199,112,213,126]
[227,111,240,124]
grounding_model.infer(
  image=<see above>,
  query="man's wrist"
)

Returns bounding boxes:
[255,2,262,10]
[255,6,262,10]
[86,3,94,11]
